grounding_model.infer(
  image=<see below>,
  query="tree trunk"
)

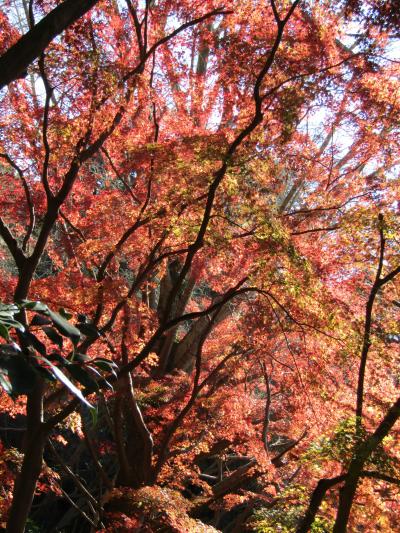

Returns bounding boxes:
[0,0,100,88]
[6,381,46,533]
[212,459,256,498]
[332,475,360,533]
[6,432,46,533]
[296,476,346,533]
[6,275,48,532]
[115,376,154,488]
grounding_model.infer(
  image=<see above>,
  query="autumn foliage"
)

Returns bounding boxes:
[0,1,399,532]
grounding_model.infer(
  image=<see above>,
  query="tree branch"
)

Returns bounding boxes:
[0,217,26,269]
[0,0,100,89]
[0,152,35,251]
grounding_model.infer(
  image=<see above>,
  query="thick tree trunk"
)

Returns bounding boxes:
[6,264,49,532]
[6,432,46,533]
[156,263,196,374]
[6,381,46,533]
[123,389,154,487]
[115,376,154,488]
[332,475,360,533]
[171,303,230,372]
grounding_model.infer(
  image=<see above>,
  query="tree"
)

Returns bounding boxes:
[0,1,399,532]
[297,218,400,532]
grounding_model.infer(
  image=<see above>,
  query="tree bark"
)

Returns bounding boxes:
[296,475,346,533]
[333,394,400,532]
[0,0,99,89]
[212,459,257,498]
[6,381,46,533]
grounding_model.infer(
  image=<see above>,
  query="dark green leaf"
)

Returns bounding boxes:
[42,327,63,349]
[0,355,38,396]
[20,331,46,356]
[87,366,114,390]
[31,314,52,326]
[48,310,81,345]
[0,324,10,341]
[59,308,73,320]
[20,300,49,312]
[38,367,57,381]
[0,344,21,356]
[0,318,25,332]
[40,357,93,409]
[67,363,99,391]
[93,357,118,368]
[76,322,101,338]
[47,352,69,366]
[102,378,114,390]
[92,360,118,377]
[31,360,56,382]
[72,352,91,363]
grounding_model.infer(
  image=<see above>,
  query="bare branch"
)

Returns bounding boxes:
[0,0,100,89]
[59,210,86,242]
[123,8,233,82]
[0,152,35,251]
[356,214,386,422]
[298,468,400,533]
[270,0,281,25]
[271,429,307,467]
[100,147,140,205]
[38,53,54,200]
[291,225,340,236]
[126,0,145,58]
[0,217,26,269]
[260,361,272,454]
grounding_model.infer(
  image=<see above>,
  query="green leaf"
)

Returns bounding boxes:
[48,310,81,345]
[92,359,118,377]
[20,300,49,312]
[42,327,63,349]
[93,374,114,390]
[72,352,91,363]
[0,372,12,395]
[0,303,19,313]
[58,308,73,320]
[76,322,101,338]
[90,405,99,427]
[0,323,10,341]
[67,364,99,391]
[31,314,52,326]
[0,318,25,332]
[93,357,118,368]
[20,331,46,356]
[47,352,69,366]
[0,311,16,320]
[86,365,113,389]
[31,359,56,382]
[0,352,38,396]
[40,357,93,409]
